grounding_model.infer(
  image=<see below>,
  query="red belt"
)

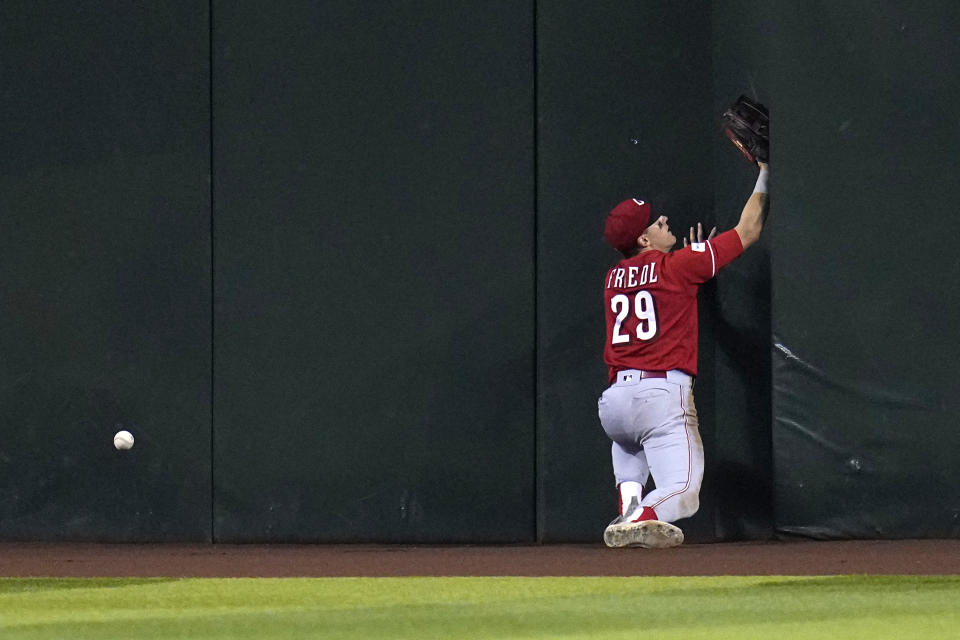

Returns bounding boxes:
[618,370,667,382]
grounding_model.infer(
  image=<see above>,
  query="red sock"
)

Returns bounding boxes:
[632,507,658,522]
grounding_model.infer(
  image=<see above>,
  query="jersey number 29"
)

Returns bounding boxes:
[611,291,658,343]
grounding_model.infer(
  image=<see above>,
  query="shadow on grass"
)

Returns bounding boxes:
[0,578,175,594]
[756,576,960,590]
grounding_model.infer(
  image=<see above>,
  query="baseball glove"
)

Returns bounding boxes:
[720,95,769,164]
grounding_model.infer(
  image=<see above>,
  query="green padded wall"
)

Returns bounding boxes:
[709,0,776,540]
[536,2,722,542]
[212,2,536,542]
[6,0,956,545]
[0,1,212,541]
[769,1,960,538]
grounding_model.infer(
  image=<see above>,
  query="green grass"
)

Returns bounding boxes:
[1,576,958,639]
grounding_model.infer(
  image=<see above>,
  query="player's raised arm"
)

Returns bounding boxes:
[734,162,769,249]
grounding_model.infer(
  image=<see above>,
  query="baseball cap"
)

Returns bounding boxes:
[604,198,652,252]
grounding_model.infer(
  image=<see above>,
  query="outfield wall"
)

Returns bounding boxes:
[210,2,536,543]
[767,1,960,538]
[1,1,957,542]
[0,1,212,541]
[534,2,720,542]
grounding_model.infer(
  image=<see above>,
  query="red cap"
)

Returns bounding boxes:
[604,198,652,252]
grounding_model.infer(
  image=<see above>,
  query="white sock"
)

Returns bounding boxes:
[619,481,643,516]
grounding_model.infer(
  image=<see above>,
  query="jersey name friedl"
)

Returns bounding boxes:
[605,263,659,289]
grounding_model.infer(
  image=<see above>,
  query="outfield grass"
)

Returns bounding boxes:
[1,576,958,639]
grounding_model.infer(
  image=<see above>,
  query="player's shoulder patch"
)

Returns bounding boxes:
[691,242,706,253]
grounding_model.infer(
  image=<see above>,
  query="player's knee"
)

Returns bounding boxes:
[674,493,700,520]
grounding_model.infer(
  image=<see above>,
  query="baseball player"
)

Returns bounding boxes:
[598,161,769,548]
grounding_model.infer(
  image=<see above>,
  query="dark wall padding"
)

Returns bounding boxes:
[769,1,960,538]
[0,1,212,541]
[536,2,720,542]
[5,0,957,544]
[708,0,777,541]
[211,2,536,542]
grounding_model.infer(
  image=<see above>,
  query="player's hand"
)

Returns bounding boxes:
[683,222,717,247]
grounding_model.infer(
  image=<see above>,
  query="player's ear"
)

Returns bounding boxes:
[637,233,649,248]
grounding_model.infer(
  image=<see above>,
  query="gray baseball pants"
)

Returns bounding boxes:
[597,369,704,524]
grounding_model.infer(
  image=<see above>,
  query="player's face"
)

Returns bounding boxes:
[643,216,676,251]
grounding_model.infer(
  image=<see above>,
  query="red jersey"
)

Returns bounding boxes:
[603,229,744,382]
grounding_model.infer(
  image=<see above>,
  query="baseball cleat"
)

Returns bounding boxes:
[603,518,684,549]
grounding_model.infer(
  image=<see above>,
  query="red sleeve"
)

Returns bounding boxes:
[663,229,744,284]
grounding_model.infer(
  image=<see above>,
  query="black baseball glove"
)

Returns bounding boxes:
[720,95,769,164]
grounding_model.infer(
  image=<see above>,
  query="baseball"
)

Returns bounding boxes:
[113,430,135,450]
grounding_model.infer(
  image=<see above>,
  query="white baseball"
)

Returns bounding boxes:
[113,430,135,450]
